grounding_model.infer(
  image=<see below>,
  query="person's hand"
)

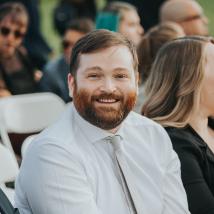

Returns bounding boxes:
[34,70,43,82]
[0,89,12,97]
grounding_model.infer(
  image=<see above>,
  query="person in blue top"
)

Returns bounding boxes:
[38,18,94,102]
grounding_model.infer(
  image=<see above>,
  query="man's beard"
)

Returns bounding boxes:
[73,85,137,130]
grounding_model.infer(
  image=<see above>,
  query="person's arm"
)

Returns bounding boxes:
[0,88,11,97]
[15,140,103,214]
[38,65,57,93]
[171,135,214,214]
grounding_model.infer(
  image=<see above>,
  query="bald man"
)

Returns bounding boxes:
[159,0,209,36]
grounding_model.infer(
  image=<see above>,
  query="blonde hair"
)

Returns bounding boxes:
[142,36,214,128]
[137,22,185,83]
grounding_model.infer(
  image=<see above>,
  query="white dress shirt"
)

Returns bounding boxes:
[15,103,190,214]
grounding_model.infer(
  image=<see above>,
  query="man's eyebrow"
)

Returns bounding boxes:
[84,66,103,72]
[113,67,130,72]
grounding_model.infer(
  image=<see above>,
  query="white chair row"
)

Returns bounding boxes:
[0,143,19,205]
[0,92,67,203]
[0,92,66,161]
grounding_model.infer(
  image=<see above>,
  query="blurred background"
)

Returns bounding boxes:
[40,0,214,57]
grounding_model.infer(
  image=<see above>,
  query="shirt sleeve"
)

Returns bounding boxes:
[15,140,103,214]
[170,134,214,214]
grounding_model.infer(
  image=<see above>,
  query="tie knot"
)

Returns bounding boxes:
[110,135,122,151]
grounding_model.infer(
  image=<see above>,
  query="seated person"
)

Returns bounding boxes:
[135,22,185,113]
[0,3,39,97]
[53,0,96,36]
[159,0,209,36]
[15,29,190,214]
[96,1,144,47]
[142,36,214,214]
[39,18,94,102]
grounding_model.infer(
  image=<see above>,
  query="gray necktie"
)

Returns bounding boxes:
[110,135,138,214]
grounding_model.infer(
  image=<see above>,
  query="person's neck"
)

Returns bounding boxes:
[107,125,121,134]
[189,113,208,136]
[189,109,214,146]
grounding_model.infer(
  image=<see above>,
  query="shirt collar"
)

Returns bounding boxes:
[72,103,125,143]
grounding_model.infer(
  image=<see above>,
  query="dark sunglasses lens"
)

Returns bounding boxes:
[14,30,24,39]
[0,27,24,39]
[62,41,70,49]
[1,27,10,36]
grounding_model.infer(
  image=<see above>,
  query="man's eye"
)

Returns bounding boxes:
[88,74,99,78]
[115,74,128,79]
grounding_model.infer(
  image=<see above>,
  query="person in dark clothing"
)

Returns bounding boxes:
[0,0,52,70]
[53,0,96,35]
[0,3,38,97]
[107,0,165,31]
[142,36,214,214]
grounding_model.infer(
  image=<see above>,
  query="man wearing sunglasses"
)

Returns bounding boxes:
[39,18,94,103]
[159,0,209,36]
[0,3,38,97]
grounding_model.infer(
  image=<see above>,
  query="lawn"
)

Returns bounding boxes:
[40,0,214,56]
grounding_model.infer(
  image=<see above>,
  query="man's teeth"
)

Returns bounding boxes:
[98,99,116,103]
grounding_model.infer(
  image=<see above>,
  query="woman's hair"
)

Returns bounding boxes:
[137,22,185,83]
[142,36,214,128]
[0,2,28,27]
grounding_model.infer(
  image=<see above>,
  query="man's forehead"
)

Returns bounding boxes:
[76,46,134,73]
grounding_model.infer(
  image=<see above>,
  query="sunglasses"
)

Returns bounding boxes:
[62,40,74,49]
[0,26,25,39]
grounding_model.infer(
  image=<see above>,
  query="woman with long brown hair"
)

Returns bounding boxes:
[142,36,214,214]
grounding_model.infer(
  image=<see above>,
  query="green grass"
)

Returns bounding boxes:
[39,0,106,56]
[39,0,214,56]
[197,0,214,36]
[40,0,61,56]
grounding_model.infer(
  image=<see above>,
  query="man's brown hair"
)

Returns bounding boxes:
[69,29,138,76]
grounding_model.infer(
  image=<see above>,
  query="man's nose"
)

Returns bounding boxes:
[6,31,16,42]
[100,78,116,93]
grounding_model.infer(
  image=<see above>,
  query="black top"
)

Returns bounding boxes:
[165,118,214,214]
[0,49,37,95]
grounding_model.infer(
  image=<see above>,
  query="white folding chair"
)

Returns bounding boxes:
[0,143,19,204]
[0,92,66,162]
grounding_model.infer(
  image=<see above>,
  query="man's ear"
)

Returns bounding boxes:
[135,71,139,96]
[68,73,74,98]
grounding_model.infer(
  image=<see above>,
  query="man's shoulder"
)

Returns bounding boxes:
[126,111,163,129]
[124,111,171,149]
[26,107,78,155]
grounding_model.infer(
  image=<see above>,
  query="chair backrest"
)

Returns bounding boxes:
[0,144,19,184]
[0,143,19,205]
[0,93,66,160]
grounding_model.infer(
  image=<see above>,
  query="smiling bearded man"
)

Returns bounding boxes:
[15,29,190,214]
